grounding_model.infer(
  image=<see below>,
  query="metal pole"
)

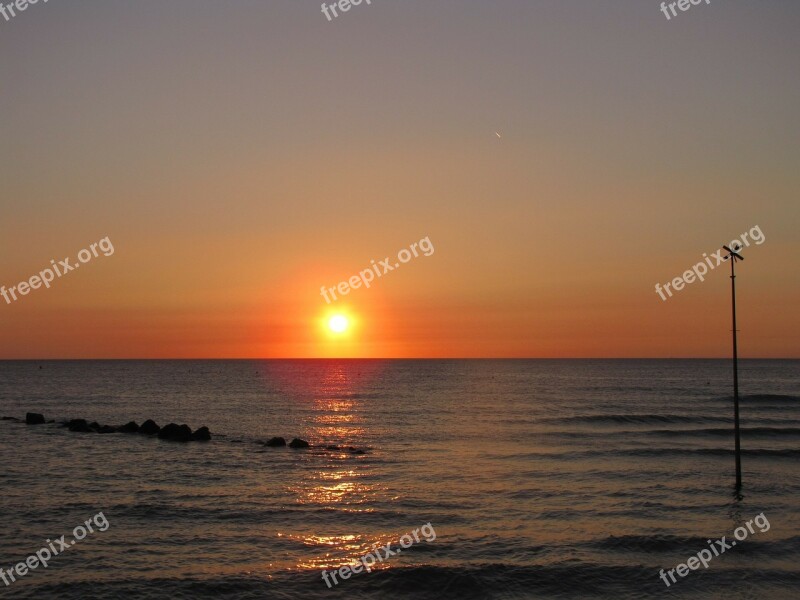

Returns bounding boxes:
[731,257,742,490]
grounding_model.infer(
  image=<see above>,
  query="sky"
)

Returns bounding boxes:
[1,0,798,358]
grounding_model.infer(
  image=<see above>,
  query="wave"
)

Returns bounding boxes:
[709,394,800,405]
[543,414,726,425]
[505,448,800,460]
[619,448,800,458]
[590,534,800,555]
[17,563,800,600]
[540,426,800,440]
[743,394,799,403]
[543,407,800,427]
[645,427,800,437]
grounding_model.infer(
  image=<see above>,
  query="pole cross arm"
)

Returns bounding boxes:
[723,245,745,261]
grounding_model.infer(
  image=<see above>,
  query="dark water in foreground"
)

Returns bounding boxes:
[0,359,798,599]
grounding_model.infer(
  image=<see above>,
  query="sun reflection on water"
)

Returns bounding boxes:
[266,361,401,572]
[279,530,406,571]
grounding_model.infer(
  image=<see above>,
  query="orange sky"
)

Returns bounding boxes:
[1,1,798,358]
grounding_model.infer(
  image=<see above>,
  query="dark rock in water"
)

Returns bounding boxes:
[68,419,92,433]
[326,445,341,451]
[26,413,46,425]
[158,423,180,439]
[139,420,160,435]
[289,438,309,449]
[191,426,211,441]
[32,414,206,442]
[118,421,139,433]
[265,437,287,447]
[158,423,192,442]
[2,416,21,422]
[349,447,366,455]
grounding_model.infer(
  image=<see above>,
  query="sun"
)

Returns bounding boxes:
[328,314,349,333]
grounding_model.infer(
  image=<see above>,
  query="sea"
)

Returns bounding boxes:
[0,359,798,599]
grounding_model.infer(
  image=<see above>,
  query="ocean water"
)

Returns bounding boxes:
[0,359,798,599]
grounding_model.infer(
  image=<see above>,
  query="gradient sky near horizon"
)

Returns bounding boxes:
[1,0,798,358]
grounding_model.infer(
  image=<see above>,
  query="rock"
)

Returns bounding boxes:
[118,421,139,433]
[191,426,211,441]
[326,445,341,451]
[26,413,46,425]
[289,438,309,449]
[38,415,209,441]
[2,416,21,422]
[265,437,286,447]
[158,423,179,439]
[139,419,160,435]
[158,423,192,442]
[67,419,92,433]
[349,447,366,455]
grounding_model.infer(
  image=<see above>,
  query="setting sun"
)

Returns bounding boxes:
[328,315,349,333]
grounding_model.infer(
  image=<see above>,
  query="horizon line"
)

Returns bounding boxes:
[1,357,797,361]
